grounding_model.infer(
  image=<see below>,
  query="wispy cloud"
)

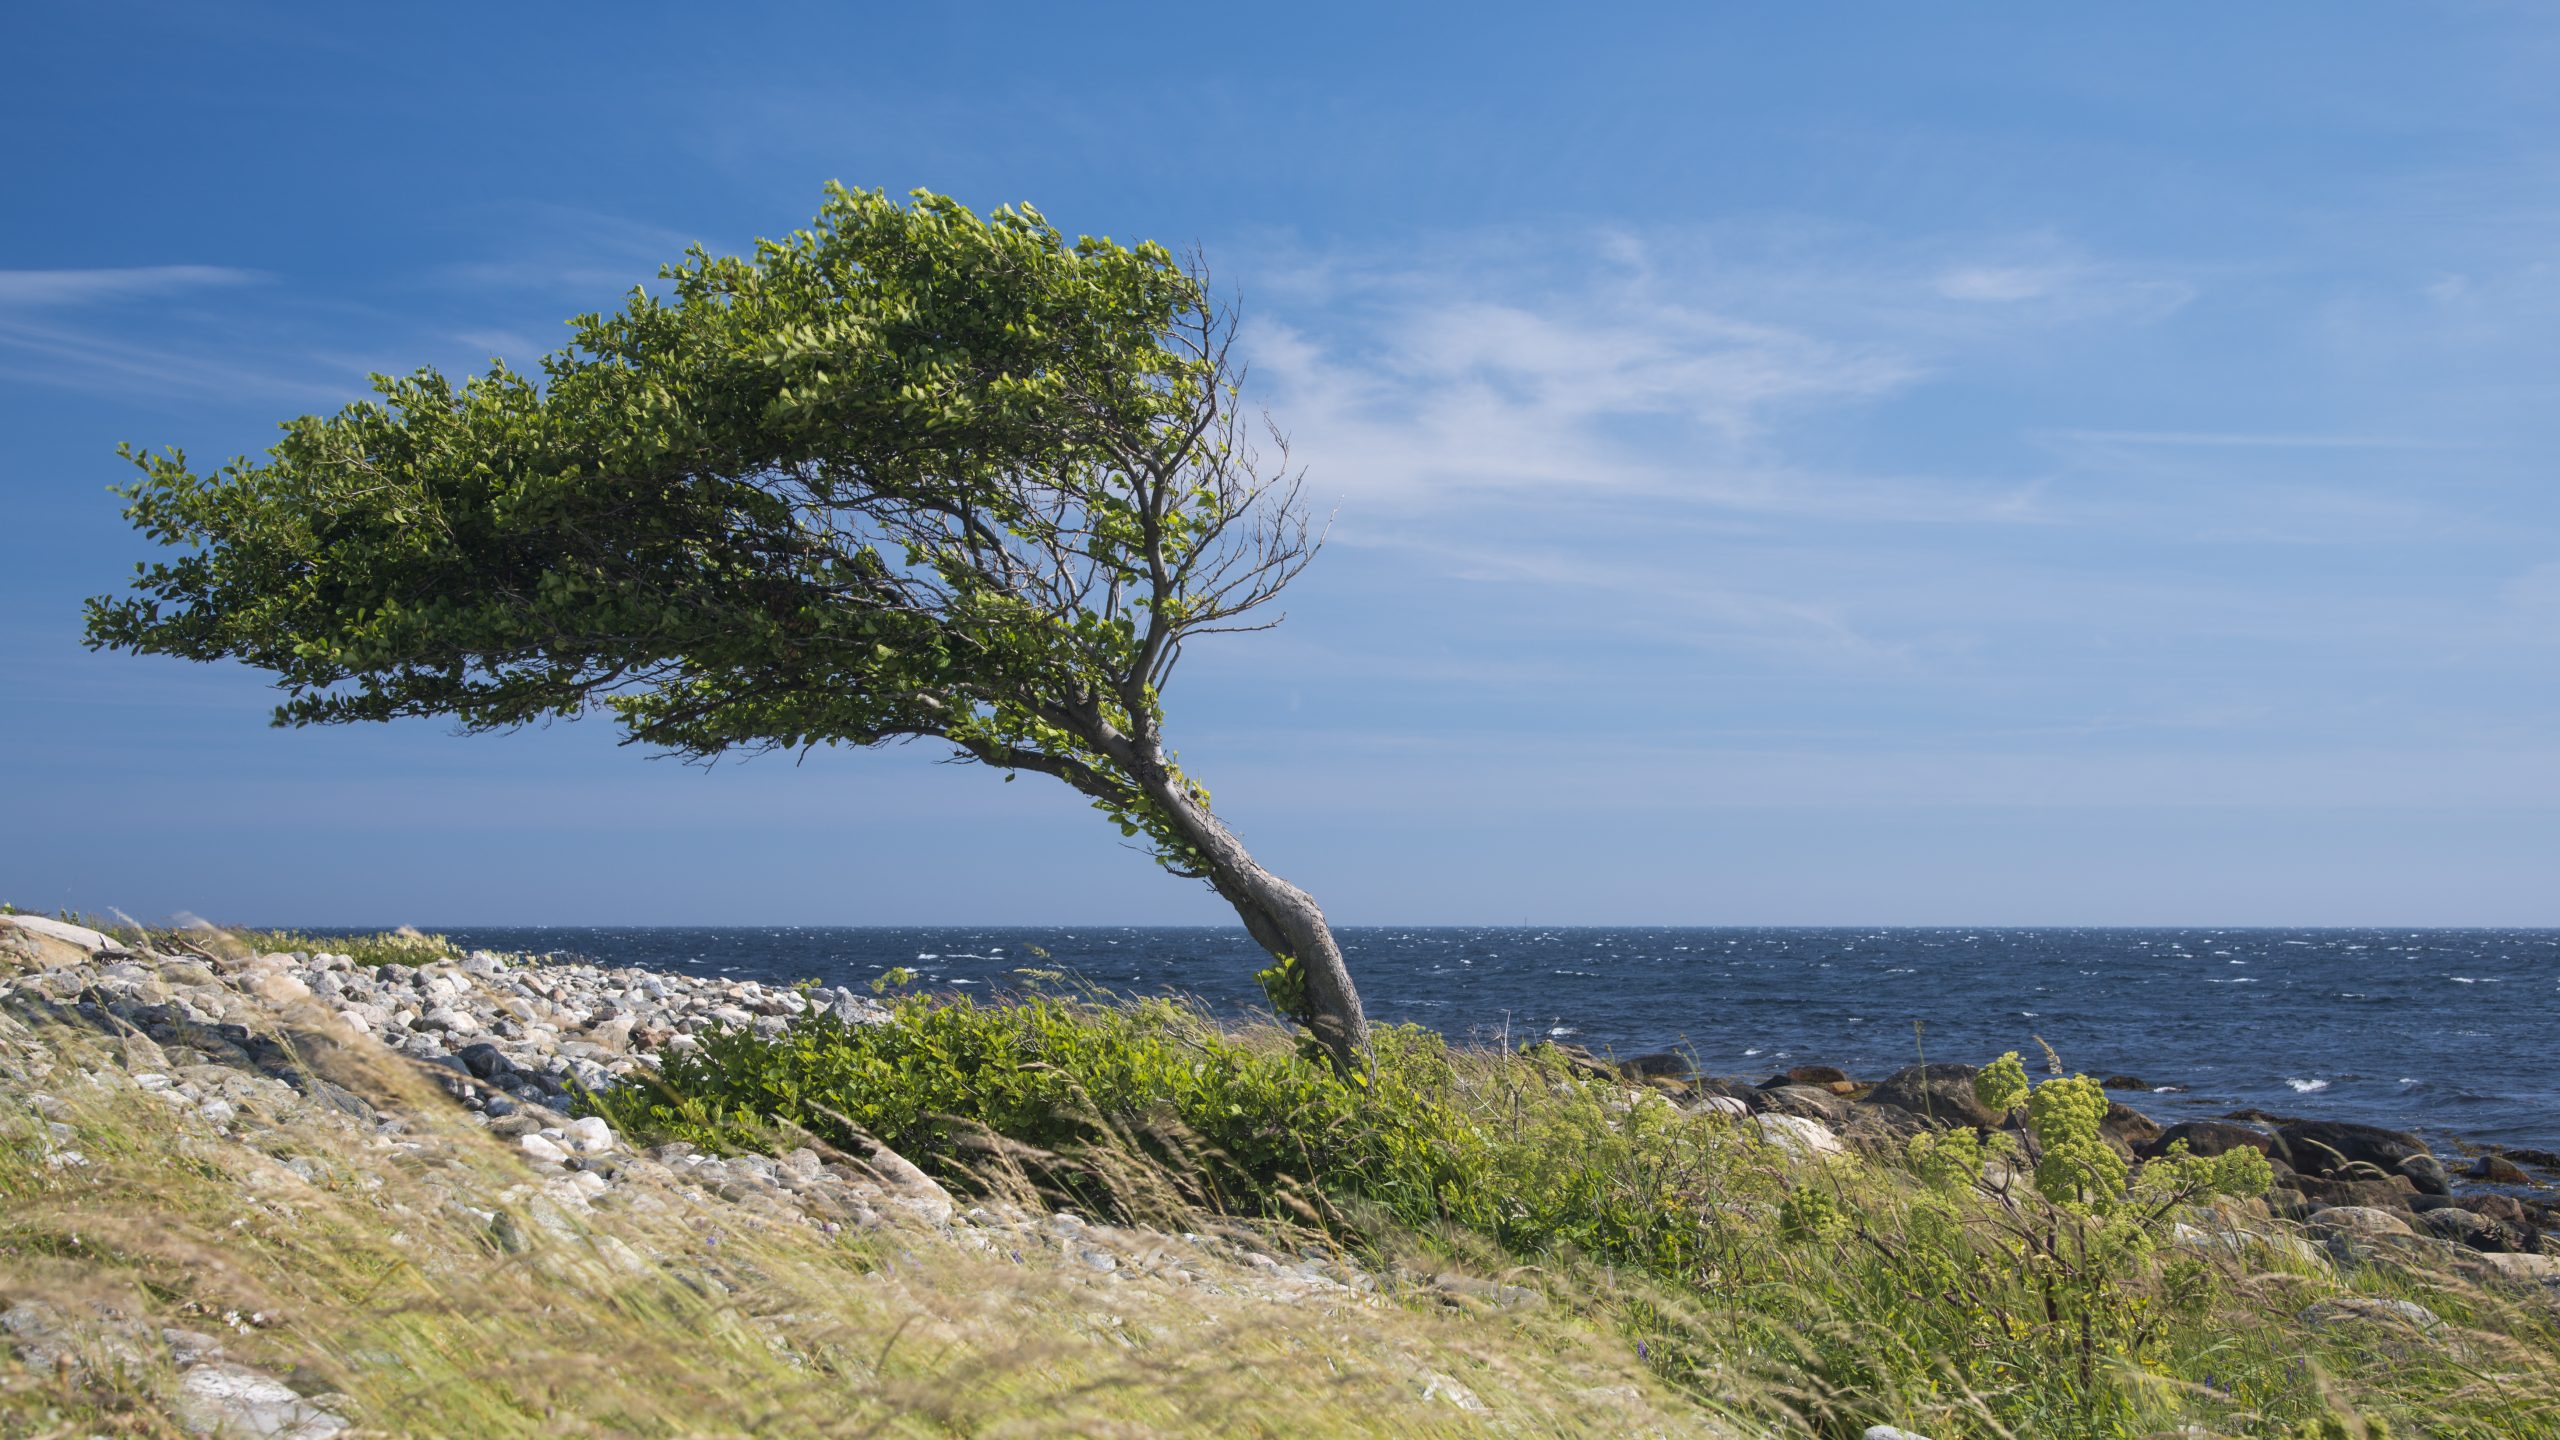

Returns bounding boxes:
[0,265,263,307]
[2035,428,2468,451]
[1244,223,2191,520]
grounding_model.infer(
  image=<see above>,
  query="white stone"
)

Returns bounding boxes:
[175,1361,347,1438]
[519,1134,570,1164]
[1751,1113,1844,1158]
[564,1116,615,1154]
[0,913,128,954]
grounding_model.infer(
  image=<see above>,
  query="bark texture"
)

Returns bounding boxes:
[1119,732,1370,1073]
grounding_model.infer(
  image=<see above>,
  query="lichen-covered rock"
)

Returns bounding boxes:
[175,1361,349,1438]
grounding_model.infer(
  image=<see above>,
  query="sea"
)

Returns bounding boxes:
[424,926,2560,1152]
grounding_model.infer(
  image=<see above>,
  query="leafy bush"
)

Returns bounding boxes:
[231,926,460,968]
[584,999,2556,1439]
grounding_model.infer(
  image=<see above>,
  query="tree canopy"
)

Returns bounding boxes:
[86,185,1369,1067]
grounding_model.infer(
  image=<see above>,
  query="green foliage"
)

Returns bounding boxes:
[564,1000,2519,1438]
[231,927,459,969]
[83,185,1295,893]
[586,994,1721,1270]
[1974,1049,2031,1116]
[1252,951,1308,1023]
[2026,1072,2129,1210]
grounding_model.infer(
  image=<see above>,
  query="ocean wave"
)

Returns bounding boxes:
[2287,1078,2330,1094]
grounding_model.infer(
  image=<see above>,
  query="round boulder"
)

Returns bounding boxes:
[2139,1119,2279,1163]
[2307,1206,2414,1237]
[2278,1118,2429,1174]
[1862,1063,2003,1130]
[2396,1154,2453,1196]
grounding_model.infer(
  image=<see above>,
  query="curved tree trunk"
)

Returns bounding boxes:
[1203,855,1368,1074]
[1116,739,1370,1074]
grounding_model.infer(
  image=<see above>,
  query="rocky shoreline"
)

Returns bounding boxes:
[0,915,1427,1438]
[6,911,2555,1267]
[6,911,2558,1438]
[1567,1046,2560,1261]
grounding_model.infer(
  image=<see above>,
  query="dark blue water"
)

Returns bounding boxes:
[426,927,2560,1151]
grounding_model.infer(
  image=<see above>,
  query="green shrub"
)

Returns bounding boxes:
[231,926,460,968]
[584,1001,2558,1440]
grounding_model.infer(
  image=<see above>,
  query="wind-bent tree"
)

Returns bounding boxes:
[84,186,1370,1070]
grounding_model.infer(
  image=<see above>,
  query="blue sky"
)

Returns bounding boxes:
[5,4,2557,925]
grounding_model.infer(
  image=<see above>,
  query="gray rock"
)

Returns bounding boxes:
[1864,1428,1937,1440]
[2415,1207,2495,1247]
[175,1361,348,1438]
[2397,1153,2453,1196]
[2307,1206,2414,1237]
[2299,1296,2442,1331]
[455,1042,514,1081]
[1863,1063,2003,1130]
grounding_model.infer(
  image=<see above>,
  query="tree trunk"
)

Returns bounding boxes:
[1117,738,1370,1074]
[1203,853,1369,1075]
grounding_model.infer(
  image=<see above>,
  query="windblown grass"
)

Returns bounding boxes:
[0,996,1721,1438]
[590,991,2560,1439]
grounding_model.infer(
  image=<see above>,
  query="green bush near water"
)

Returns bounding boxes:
[585,994,2555,1438]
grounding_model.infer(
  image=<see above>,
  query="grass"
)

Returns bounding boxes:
[5,942,2557,1437]
[0,977,1729,1437]
[587,989,2560,1439]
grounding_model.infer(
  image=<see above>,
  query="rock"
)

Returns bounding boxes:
[1687,1075,1763,1110]
[519,1133,570,1165]
[1839,1104,1934,1148]
[2470,1252,2560,1285]
[1751,1114,1844,1159]
[2140,1119,2282,1162]
[1417,1370,1486,1412]
[175,1361,348,1438]
[2277,1118,2429,1175]
[2099,1102,2162,1155]
[563,1116,615,1154]
[2471,1154,2531,1186]
[586,1014,636,1054]
[455,1042,515,1081]
[1864,1428,1936,1440]
[2415,1207,2497,1247]
[1616,1051,1689,1079]
[2098,1075,2148,1091]
[1862,1063,2002,1130]
[2299,1297,2441,1331]
[1692,1095,1751,1119]
[1758,1085,1850,1124]
[0,913,130,955]
[1769,1064,1850,1088]
[2307,1206,2414,1237]
[2397,1153,2453,1196]
[2286,1176,2416,1211]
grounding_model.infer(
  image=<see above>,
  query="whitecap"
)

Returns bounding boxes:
[2286,1078,2330,1094]
[1742,1048,1763,1057]
[2450,976,2476,984]
[1548,1026,1576,1037]
[915,953,941,961]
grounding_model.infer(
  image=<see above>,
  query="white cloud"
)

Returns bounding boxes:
[1241,224,2183,522]
[0,265,262,307]
[1935,264,2059,302]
